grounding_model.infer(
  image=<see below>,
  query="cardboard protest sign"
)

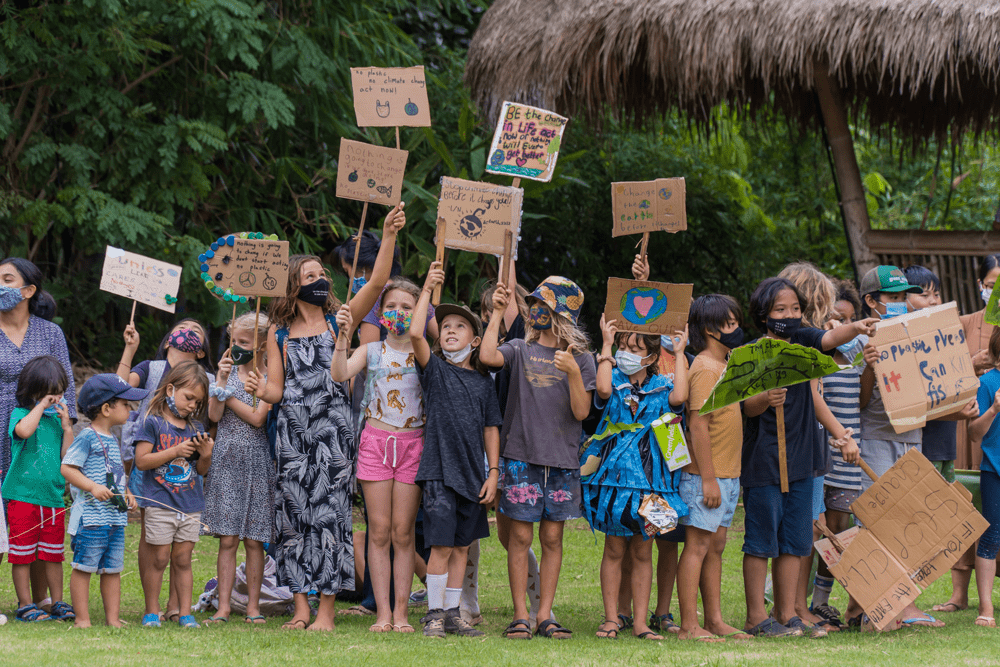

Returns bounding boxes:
[486,101,568,182]
[350,66,431,127]
[698,338,853,414]
[603,278,692,336]
[199,235,289,298]
[611,178,687,236]
[815,449,988,630]
[336,138,407,207]
[100,247,182,313]
[871,302,978,433]
[436,176,523,257]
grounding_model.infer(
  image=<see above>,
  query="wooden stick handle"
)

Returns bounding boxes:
[432,218,446,306]
[501,230,513,287]
[395,126,400,150]
[228,302,236,357]
[512,177,521,189]
[251,298,262,408]
[639,232,650,264]
[776,403,788,493]
[130,300,137,326]
[345,201,369,302]
[814,520,846,554]
[858,456,878,482]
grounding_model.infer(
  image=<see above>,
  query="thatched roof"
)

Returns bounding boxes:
[465,0,1000,140]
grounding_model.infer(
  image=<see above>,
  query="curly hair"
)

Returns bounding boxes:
[269,255,340,329]
[778,262,837,329]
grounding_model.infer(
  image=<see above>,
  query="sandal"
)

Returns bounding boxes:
[784,616,825,638]
[368,622,393,633]
[245,615,266,625]
[634,630,664,641]
[15,603,51,623]
[503,618,533,640]
[596,619,619,639]
[141,613,161,628]
[281,618,308,630]
[617,613,633,630]
[649,612,680,633]
[745,617,797,638]
[341,605,375,616]
[165,610,180,623]
[536,618,572,639]
[48,601,76,621]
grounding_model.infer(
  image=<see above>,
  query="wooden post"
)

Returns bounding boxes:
[228,302,236,356]
[432,218,446,306]
[251,297,262,408]
[776,403,788,493]
[639,232,650,264]
[395,126,400,150]
[130,300,137,326]
[512,177,521,189]
[345,201,369,302]
[501,231,513,287]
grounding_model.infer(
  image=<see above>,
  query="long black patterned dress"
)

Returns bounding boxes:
[273,331,356,596]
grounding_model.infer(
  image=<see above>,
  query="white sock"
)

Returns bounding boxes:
[527,547,540,618]
[427,573,447,612]
[445,588,461,611]
[460,540,480,615]
[812,575,835,608]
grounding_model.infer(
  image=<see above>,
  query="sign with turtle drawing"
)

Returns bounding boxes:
[336,138,408,207]
[603,278,693,336]
[436,176,523,257]
[611,178,687,236]
[486,101,568,182]
[350,66,431,127]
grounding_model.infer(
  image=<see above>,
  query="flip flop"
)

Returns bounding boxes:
[204,616,229,625]
[393,623,415,633]
[901,614,941,627]
[281,618,308,630]
[976,616,997,628]
[341,605,376,616]
[931,602,967,613]
[369,622,393,633]
[721,630,754,640]
[245,615,266,625]
[678,630,726,643]
[596,619,619,639]
[634,630,664,641]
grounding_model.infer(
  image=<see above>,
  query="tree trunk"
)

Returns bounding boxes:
[813,61,879,278]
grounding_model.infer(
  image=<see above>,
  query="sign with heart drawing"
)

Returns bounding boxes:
[485,101,568,183]
[603,278,693,336]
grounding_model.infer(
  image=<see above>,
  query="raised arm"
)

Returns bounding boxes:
[410,262,444,369]
[595,315,617,400]
[118,323,142,385]
[350,202,406,323]
[479,284,509,368]
[245,325,283,405]
[331,304,370,382]
[667,325,689,407]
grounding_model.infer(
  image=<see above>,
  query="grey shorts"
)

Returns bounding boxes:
[858,440,921,495]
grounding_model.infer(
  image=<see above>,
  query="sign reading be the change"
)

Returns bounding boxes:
[436,176,523,257]
[486,101,568,182]
[100,247,182,313]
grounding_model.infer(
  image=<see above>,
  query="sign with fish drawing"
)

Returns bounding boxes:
[486,101,568,182]
[336,138,408,207]
[350,66,431,127]
[436,176,523,257]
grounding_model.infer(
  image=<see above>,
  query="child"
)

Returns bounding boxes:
[4,355,75,622]
[133,361,213,628]
[245,203,405,632]
[408,262,502,638]
[480,276,596,640]
[61,374,148,628]
[581,314,688,641]
[202,312,274,625]
[676,294,749,642]
[332,275,426,633]
[741,278,858,638]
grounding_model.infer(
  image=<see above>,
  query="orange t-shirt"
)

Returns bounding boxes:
[685,353,742,479]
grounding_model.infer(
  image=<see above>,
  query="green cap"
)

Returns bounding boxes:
[859,265,923,295]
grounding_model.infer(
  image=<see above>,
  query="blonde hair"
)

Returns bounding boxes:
[378,277,421,312]
[269,254,339,328]
[778,262,837,329]
[229,311,270,341]
[144,360,209,425]
[524,300,591,352]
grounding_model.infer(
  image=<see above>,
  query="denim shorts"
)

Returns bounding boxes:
[498,458,583,523]
[71,524,126,574]
[742,478,813,558]
[812,475,826,521]
[679,473,740,533]
[977,469,1000,560]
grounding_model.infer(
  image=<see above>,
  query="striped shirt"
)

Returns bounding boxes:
[822,366,863,490]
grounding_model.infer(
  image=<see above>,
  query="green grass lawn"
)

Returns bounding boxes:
[0,510,996,666]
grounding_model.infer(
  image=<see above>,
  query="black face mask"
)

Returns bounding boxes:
[230,345,254,366]
[298,278,330,306]
[767,317,802,338]
[715,327,744,350]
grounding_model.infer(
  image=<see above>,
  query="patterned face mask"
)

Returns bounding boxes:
[379,309,413,336]
[230,345,254,366]
[527,303,552,330]
[352,276,368,294]
[0,285,25,312]
[165,388,183,418]
[168,328,202,353]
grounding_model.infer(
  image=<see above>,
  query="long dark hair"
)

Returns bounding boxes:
[16,355,68,408]
[336,230,401,278]
[1,257,44,316]
[153,318,214,374]
[749,277,804,331]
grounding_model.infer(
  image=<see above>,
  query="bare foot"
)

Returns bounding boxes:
[107,619,124,628]
[678,627,725,643]
[74,621,92,629]
[307,619,335,631]
[932,601,968,613]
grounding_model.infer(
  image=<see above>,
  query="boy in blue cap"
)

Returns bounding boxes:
[61,373,148,628]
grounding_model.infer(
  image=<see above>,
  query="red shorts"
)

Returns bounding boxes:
[7,500,65,564]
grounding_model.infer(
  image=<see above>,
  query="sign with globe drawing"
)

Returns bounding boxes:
[604,278,693,336]
[436,176,523,257]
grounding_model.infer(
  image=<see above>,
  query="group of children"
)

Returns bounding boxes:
[1,206,996,640]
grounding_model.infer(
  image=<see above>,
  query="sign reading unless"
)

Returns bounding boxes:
[815,448,988,631]
[200,236,289,298]
[350,66,431,127]
[486,101,568,182]
[871,302,978,433]
[603,278,692,336]
[611,178,687,236]
[436,176,523,257]
[336,138,408,207]
[100,246,182,313]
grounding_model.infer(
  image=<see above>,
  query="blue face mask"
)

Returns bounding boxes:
[660,335,674,352]
[352,276,368,293]
[880,301,908,319]
[836,335,864,361]
[0,285,25,312]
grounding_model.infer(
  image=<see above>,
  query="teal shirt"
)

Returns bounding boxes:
[3,407,66,508]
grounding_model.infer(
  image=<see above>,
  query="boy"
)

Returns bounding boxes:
[61,374,147,628]
[676,295,753,642]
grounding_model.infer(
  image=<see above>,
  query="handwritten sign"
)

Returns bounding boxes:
[436,176,523,257]
[699,338,853,414]
[816,449,988,630]
[350,66,431,127]
[199,235,289,298]
[611,178,687,236]
[486,101,568,182]
[871,302,978,433]
[604,278,692,336]
[100,246,182,313]
[336,138,407,207]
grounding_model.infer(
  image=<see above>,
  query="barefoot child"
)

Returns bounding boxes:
[480,277,596,640]
[676,295,749,642]
[134,361,213,629]
[409,263,502,638]
[62,374,148,627]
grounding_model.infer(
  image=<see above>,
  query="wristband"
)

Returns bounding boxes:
[488,466,500,473]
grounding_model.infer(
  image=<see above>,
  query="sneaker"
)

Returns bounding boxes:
[444,608,484,637]
[423,610,446,638]
[811,604,842,623]
[409,588,428,607]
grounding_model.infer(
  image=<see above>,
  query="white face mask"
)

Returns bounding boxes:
[615,349,651,375]
[983,285,993,304]
[442,344,473,364]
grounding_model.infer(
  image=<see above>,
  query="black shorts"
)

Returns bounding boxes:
[421,480,490,548]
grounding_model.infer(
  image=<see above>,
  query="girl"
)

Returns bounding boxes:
[409,262,502,638]
[741,277,858,638]
[134,361,213,629]
[332,277,425,633]
[5,355,75,622]
[117,317,214,624]
[581,315,689,641]
[245,203,405,632]
[203,312,274,625]
[480,276,597,640]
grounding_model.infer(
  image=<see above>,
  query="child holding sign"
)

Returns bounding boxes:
[480,277,596,640]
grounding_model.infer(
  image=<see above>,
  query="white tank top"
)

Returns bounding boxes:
[364,341,425,428]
